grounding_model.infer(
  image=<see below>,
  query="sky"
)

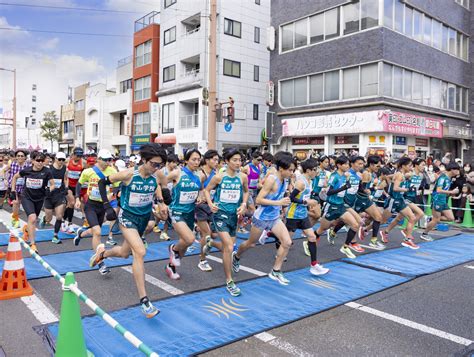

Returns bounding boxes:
[0,0,159,120]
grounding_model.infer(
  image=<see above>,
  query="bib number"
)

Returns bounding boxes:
[249,178,258,188]
[347,185,358,194]
[129,192,153,207]
[51,179,62,188]
[26,178,42,189]
[90,187,101,200]
[16,177,25,186]
[220,189,240,203]
[68,171,80,179]
[179,190,198,204]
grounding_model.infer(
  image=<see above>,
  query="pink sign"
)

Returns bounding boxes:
[380,111,443,138]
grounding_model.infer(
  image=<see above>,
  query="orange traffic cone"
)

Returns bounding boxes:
[0,234,33,300]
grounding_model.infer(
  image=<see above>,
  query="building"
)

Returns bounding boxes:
[131,11,161,152]
[73,83,89,149]
[156,0,270,154]
[269,0,473,162]
[59,101,75,154]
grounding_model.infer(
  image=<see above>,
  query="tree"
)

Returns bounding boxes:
[40,111,61,152]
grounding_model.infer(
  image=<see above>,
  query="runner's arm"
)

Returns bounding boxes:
[98,169,132,203]
[393,173,409,192]
[204,174,221,211]
[240,173,249,211]
[255,176,288,206]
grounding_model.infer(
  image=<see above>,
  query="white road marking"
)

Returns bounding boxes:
[464,265,474,270]
[206,254,267,276]
[20,293,59,324]
[255,332,314,356]
[121,266,184,295]
[358,244,384,251]
[345,302,473,346]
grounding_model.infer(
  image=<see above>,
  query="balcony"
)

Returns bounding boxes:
[179,114,199,129]
[134,11,160,32]
[179,99,199,129]
[117,55,132,68]
[182,13,201,36]
[179,55,201,86]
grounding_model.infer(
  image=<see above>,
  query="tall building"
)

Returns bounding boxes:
[59,101,75,154]
[156,0,270,154]
[73,83,89,149]
[269,0,473,162]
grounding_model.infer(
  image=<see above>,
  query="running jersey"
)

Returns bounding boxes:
[404,172,423,201]
[345,168,361,204]
[253,175,288,220]
[49,165,67,193]
[169,167,201,213]
[388,173,405,200]
[202,168,216,201]
[120,167,157,216]
[327,171,347,205]
[162,166,174,191]
[19,166,53,202]
[78,166,118,203]
[432,173,451,203]
[286,175,310,219]
[67,159,84,188]
[312,169,327,194]
[247,163,260,190]
[214,172,242,214]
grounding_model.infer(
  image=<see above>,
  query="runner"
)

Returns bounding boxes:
[73,149,119,275]
[11,151,55,254]
[232,151,293,285]
[90,143,167,318]
[156,153,179,240]
[165,149,202,280]
[64,147,86,233]
[420,162,460,241]
[7,149,29,228]
[42,152,68,244]
[205,148,249,295]
[241,151,262,224]
[286,158,329,275]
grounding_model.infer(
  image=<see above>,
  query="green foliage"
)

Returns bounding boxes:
[40,111,61,152]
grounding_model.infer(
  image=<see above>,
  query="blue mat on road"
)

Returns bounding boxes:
[46,262,408,357]
[236,223,321,240]
[344,234,474,277]
[0,239,222,280]
[0,225,120,246]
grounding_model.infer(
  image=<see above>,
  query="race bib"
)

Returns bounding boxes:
[16,177,25,186]
[374,189,383,198]
[129,192,154,207]
[220,189,240,203]
[0,177,6,191]
[337,189,346,197]
[318,178,325,187]
[249,178,258,188]
[303,193,311,201]
[179,190,198,204]
[68,171,81,179]
[90,187,101,201]
[49,179,62,188]
[26,178,43,189]
[210,189,216,200]
[347,185,358,194]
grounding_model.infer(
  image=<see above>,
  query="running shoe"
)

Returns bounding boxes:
[226,280,241,296]
[198,260,212,272]
[401,239,419,250]
[106,236,117,246]
[303,241,310,256]
[51,236,62,244]
[141,300,159,318]
[310,263,329,276]
[39,218,46,229]
[66,225,76,234]
[258,230,268,245]
[358,225,366,241]
[73,227,86,246]
[160,232,170,241]
[232,251,240,273]
[340,245,356,259]
[29,243,38,254]
[153,225,161,233]
[165,264,180,280]
[98,262,111,275]
[141,237,148,249]
[60,222,68,232]
[419,233,434,242]
[349,242,365,253]
[89,243,106,267]
[379,230,389,243]
[369,239,385,250]
[238,227,249,234]
[268,270,290,285]
[327,228,337,245]
[202,236,213,256]
[168,244,181,267]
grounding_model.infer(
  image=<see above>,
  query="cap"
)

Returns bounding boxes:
[115,159,127,172]
[87,156,97,165]
[73,147,84,156]
[97,149,112,160]
[56,152,66,159]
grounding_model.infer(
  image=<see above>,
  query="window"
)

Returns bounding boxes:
[383,63,393,96]
[343,67,359,99]
[162,103,175,133]
[403,69,412,101]
[134,112,150,135]
[404,6,413,37]
[360,63,378,96]
[75,100,84,111]
[281,23,294,51]
[448,28,456,56]
[92,123,98,137]
[324,70,339,101]
[310,74,323,103]
[412,72,423,104]
[393,66,403,99]
[294,77,307,106]
[423,15,432,45]
[253,104,259,120]
[294,18,307,48]
[394,0,404,33]
[164,26,176,45]
[457,33,463,59]
[32,107,36,114]
[455,0,470,9]
[432,20,442,49]
[281,80,294,107]
[361,0,378,30]
[423,75,431,106]
[134,76,151,101]
[462,88,469,113]
[442,25,449,52]
[120,79,132,93]
[254,26,260,43]
[63,120,73,134]
[135,40,152,68]
[384,0,393,29]
[119,113,125,135]
[32,95,36,103]
[253,65,259,82]
[456,86,462,112]
[430,78,440,107]
[413,9,422,41]
[343,1,360,35]
[164,0,176,8]
[440,81,448,109]
[447,84,456,110]
[223,59,241,78]
[463,35,469,60]
[224,18,241,38]
[255,0,260,4]
[325,7,340,40]
[310,13,324,44]
[32,84,37,91]
[163,65,176,82]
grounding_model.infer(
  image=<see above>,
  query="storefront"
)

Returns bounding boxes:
[58,139,74,155]
[431,124,471,161]
[291,137,325,160]
[154,134,177,154]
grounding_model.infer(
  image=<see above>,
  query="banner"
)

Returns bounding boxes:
[380,111,443,138]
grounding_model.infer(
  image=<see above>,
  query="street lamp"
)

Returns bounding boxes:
[0,67,16,149]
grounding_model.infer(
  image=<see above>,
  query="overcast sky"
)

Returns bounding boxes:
[0,0,159,120]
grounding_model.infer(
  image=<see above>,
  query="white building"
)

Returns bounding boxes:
[156,0,270,154]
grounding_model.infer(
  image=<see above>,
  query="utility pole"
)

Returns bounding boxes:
[0,67,17,149]
[207,0,217,149]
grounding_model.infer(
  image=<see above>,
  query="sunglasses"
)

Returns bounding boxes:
[149,160,164,169]
[100,157,113,162]
[256,158,262,161]
[58,158,66,162]
[35,159,45,163]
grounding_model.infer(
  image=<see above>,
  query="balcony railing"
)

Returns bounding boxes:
[182,69,200,78]
[134,11,160,32]
[179,114,199,129]
[117,55,132,68]
[182,27,200,37]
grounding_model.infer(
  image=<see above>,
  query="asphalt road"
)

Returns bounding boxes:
[0,205,473,357]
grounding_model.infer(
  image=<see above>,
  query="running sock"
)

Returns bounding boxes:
[372,220,381,240]
[333,220,346,233]
[275,238,281,250]
[65,207,74,223]
[54,219,62,234]
[308,241,317,264]
[345,229,357,245]
[140,296,150,305]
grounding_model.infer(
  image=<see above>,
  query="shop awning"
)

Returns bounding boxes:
[155,134,177,144]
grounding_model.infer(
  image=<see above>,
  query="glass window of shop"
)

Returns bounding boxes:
[343,66,359,99]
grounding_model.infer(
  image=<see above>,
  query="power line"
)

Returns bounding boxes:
[0,2,150,14]
[0,26,130,37]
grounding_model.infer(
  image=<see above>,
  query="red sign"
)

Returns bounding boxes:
[334,136,357,145]
[381,111,443,138]
[292,137,324,145]
[415,138,429,147]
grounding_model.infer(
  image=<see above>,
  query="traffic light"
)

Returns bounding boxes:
[227,97,235,123]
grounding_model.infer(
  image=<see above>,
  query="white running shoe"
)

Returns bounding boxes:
[198,260,212,272]
[258,230,268,245]
[310,264,329,276]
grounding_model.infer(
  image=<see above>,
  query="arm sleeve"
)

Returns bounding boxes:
[289,188,305,204]
[327,182,349,196]
[75,183,82,198]
[98,177,112,203]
